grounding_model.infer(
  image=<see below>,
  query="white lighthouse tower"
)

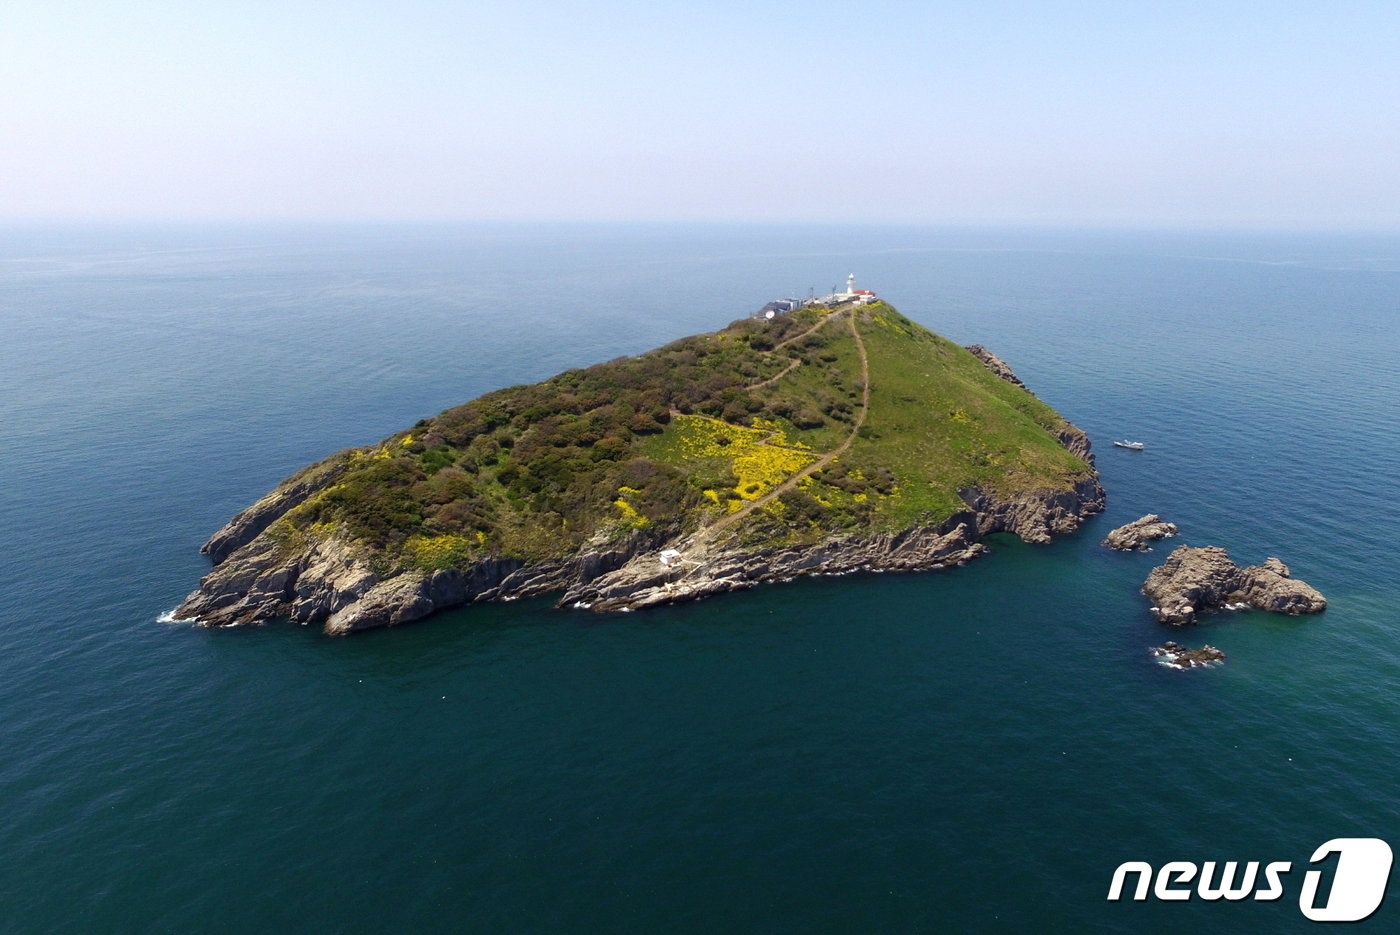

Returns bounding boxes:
[846,273,856,296]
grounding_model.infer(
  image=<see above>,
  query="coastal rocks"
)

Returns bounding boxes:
[1142,545,1327,625]
[175,526,661,632]
[1055,424,1095,465]
[1233,557,1330,617]
[564,518,988,613]
[175,536,382,627]
[1101,514,1178,551]
[564,474,1105,613]
[1152,641,1226,668]
[176,463,1104,630]
[965,345,1027,390]
[200,455,348,563]
[958,475,1106,546]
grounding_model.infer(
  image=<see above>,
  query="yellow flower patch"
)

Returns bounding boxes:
[659,414,816,503]
[403,534,474,570]
[613,490,651,528]
[732,444,811,500]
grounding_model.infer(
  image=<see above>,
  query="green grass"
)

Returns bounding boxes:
[846,308,1089,529]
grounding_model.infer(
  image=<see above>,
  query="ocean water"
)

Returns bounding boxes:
[1,223,1397,933]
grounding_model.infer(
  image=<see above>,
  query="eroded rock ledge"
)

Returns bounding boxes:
[1142,546,1327,625]
[1102,514,1178,551]
[565,475,1104,612]
[176,474,1105,632]
[964,345,1027,391]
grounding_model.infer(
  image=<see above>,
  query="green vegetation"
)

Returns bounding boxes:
[270,303,1094,571]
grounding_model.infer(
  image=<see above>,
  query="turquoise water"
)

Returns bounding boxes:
[2,224,1398,932]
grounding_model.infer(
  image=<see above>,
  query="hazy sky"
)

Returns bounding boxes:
[4,0,1398,227]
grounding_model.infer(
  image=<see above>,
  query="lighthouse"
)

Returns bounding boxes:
[846,273,856,296]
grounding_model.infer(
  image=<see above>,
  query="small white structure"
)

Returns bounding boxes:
[791,276,878,310]
[659,549,682,567]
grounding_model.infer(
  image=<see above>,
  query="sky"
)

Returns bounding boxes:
[3,0,1399,228]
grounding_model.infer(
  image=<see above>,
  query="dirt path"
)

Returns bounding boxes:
[745,356,801,392]
[772,310,839,352]
[739,310,840,393]
[691,309,870,552]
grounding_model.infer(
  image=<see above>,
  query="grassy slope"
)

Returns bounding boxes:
[847,307,1087,527]
[259,303,1092,572]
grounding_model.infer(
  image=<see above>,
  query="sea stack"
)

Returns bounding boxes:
[1142,546,1327,625]
[1101,514,1178,551]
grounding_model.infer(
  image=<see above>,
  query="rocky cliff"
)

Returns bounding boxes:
[176,301,1103,633]
[565,476,1104,613]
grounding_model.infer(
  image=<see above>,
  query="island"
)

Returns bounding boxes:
[1101,514,1178,551]
[1142,546,1327,625]
[176,299,1104,634]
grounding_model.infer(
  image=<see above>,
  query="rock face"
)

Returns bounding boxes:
[560,477,1106,612]
[965,345,1027,391]
[176,474,1104,632]
[175,524,663,635]
[1101,514,1178,551]
[200,456,348,564]
[957,476,1105,546]
[1152,641,1226,668]
[1142,546,1327,625]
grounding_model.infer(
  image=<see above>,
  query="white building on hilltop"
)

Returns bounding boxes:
[757,276,878,316]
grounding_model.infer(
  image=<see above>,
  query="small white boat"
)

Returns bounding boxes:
[1113,440,1145,450]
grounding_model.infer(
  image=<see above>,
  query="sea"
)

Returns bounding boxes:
[1,223,1398,933]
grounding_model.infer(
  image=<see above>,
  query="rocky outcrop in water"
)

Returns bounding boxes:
[1152,641,1226,668]
[1142,546,1327,625]
[1101,514,1178,551]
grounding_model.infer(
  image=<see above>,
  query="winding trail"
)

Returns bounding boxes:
[771,309,841,352]
[745,356,802,392]
[689,307,871,553]
[739,310,840,392]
